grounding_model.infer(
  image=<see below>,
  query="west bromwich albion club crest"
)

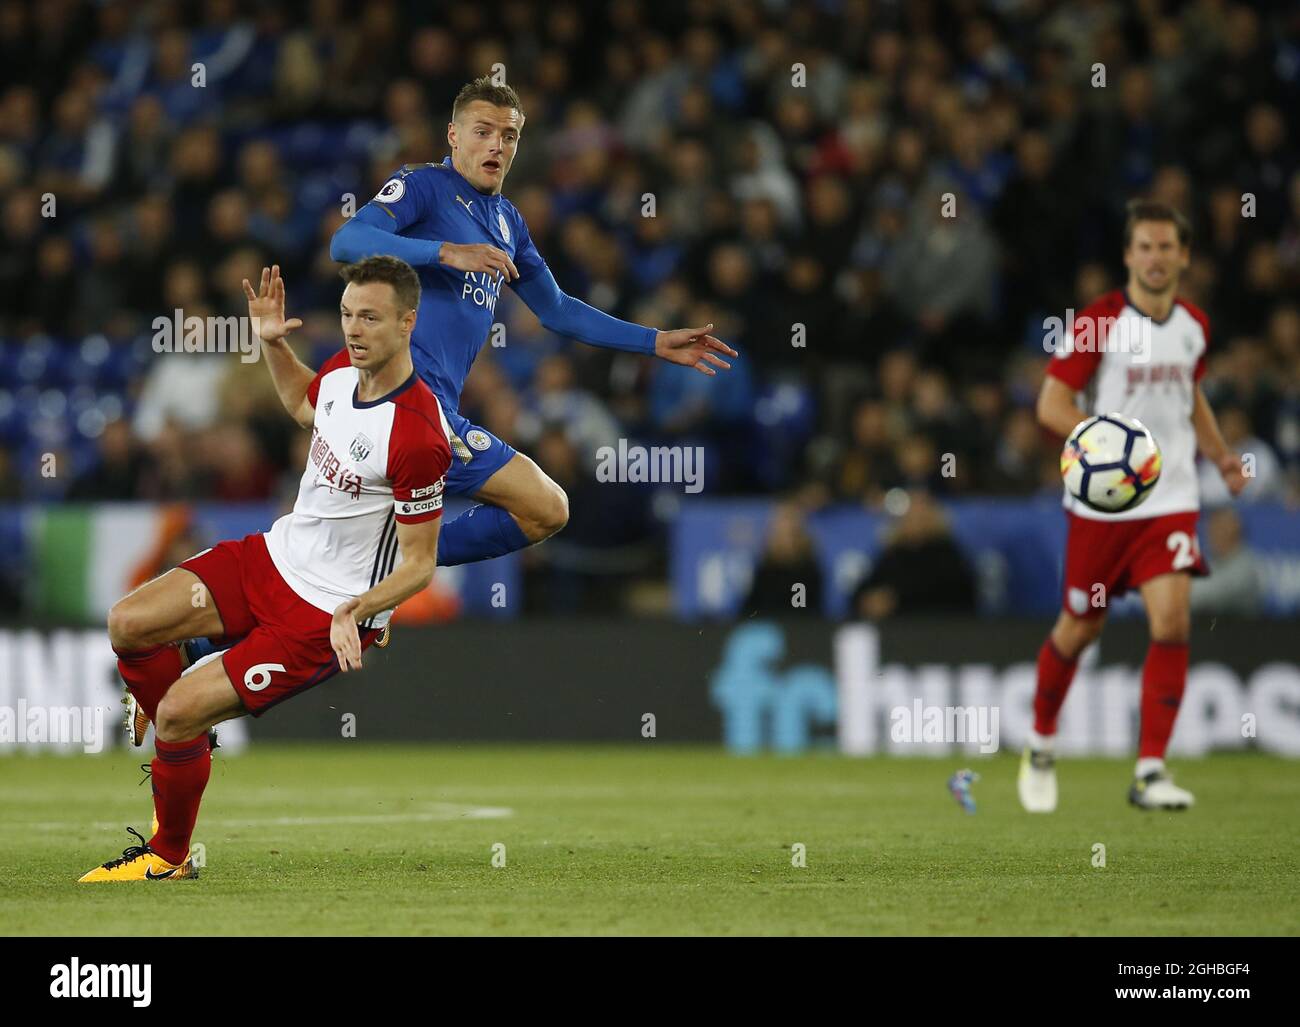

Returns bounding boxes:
[498,212,511,243]
[349,433,374,462]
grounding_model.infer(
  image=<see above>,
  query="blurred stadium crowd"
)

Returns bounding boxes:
[1,0,1298,613]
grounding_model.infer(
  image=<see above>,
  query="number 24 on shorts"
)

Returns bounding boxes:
[1167,530,1199,570]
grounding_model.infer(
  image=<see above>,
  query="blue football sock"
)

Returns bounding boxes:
[436,503,531,566]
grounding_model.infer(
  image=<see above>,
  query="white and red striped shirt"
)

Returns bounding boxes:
[264,349,453,627]
[1047,289,1210,522]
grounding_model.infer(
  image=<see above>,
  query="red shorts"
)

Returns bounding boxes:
[1061,510,1209,619]
[179,533,382,717]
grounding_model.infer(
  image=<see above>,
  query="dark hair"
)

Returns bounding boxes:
[1123,199,1192,249]
[452,75,525,122]
[339,256,421,314]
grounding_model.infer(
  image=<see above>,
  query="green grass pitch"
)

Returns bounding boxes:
[2,746,1296,935]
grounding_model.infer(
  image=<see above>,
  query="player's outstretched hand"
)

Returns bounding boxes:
[439,242,519,282]
[654,324,738,376]
[330,597,364,672]
[243,264,304,344]
[1218,453,1248,497]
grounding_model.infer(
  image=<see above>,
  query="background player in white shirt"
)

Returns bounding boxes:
[79,256,451,881]
[1020,200,1247,814]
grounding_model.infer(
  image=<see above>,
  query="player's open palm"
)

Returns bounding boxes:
[243,264,304,343]
[654,323,739,376]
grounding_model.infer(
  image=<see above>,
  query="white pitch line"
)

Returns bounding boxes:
[16,804,514,832]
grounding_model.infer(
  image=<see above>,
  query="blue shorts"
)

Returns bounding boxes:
[441,407,517,497]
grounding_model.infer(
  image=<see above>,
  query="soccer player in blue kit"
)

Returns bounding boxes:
[328,75,738,568]
[153,76,737,713]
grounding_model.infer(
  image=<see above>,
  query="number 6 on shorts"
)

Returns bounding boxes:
[244,662,286,692]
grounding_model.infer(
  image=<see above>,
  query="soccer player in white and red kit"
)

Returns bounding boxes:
[1019,201,1247,813]
[79,256,452,881]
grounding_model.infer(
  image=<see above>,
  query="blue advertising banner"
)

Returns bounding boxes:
[671,498,1300,619]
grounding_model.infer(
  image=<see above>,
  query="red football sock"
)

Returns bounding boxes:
[1033,637,1079,736]
[150,733,212,865]
[114,643,184,721]
[1138,640,1189,759]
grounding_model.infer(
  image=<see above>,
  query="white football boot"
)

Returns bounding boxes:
[1018,745,1058,813]
[1128,768,1194,810]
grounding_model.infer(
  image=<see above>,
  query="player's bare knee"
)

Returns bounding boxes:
[107,599,148,651]
[155,691,208,742]
[1079,616,1106,647]
[1151,614,1191,645]
[1054,612,1104,658]
[153,692,187,740]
